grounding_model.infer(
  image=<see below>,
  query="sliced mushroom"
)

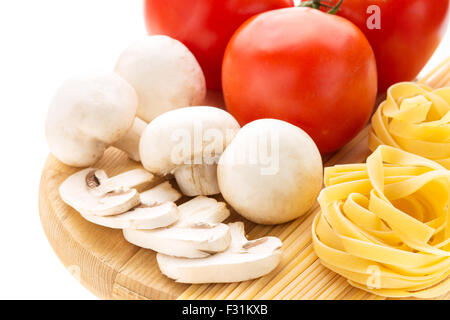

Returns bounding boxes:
[157,222,282,283]
[175,196,230,227]
[93,168,154,195]
[81,202,179,230]
[80,180,183,229]
[59,168,154,216]
[123,196,231,258]
[139,181,181,206]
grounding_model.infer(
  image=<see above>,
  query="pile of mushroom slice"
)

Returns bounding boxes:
[59,167,283,284]
[59,168,182,229]
[123,196,232,258]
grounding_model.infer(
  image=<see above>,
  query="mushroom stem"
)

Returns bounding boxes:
[112,117,147,162]
[173,164,220,196]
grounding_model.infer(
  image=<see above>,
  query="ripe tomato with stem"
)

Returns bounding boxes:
[222,5,378,154]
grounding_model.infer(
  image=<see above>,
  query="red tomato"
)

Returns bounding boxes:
[222,7,377,154]
[302,0,450,92]
[144,0,294,89]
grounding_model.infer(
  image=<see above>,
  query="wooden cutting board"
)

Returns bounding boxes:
[38,58,450,300]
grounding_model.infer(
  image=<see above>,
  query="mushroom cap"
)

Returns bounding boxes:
[218,119,323,224]
[139,106,240,175]
[45,73,138,167]
[114,35,206,123]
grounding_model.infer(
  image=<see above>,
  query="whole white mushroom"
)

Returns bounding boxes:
[218,119,323,225]
[115,35,206,123]
[139,106,240,196]
[45,73,144,167]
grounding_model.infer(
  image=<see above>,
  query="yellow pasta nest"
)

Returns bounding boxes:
[312,145,450,298]
[369,82,450,169]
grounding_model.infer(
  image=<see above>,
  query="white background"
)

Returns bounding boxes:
[0,1,448,299]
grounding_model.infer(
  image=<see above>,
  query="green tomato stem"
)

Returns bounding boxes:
[298,0,343,14]
[327,0,343,14]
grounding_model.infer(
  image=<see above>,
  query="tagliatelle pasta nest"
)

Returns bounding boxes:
[312,145,450,298]
[369,82,450,169]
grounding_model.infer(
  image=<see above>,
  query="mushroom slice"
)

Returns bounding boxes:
[93,168,154,195]
[81,202,179,230]
[175,196,230,227]
[123,196,231,258]
[156,222,283,283]
[124,223,230,258]
[59,168,153,217]
[79,180,182,229]
[139,181,181,206]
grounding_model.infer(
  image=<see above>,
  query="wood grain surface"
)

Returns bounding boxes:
[38,59,450,300]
